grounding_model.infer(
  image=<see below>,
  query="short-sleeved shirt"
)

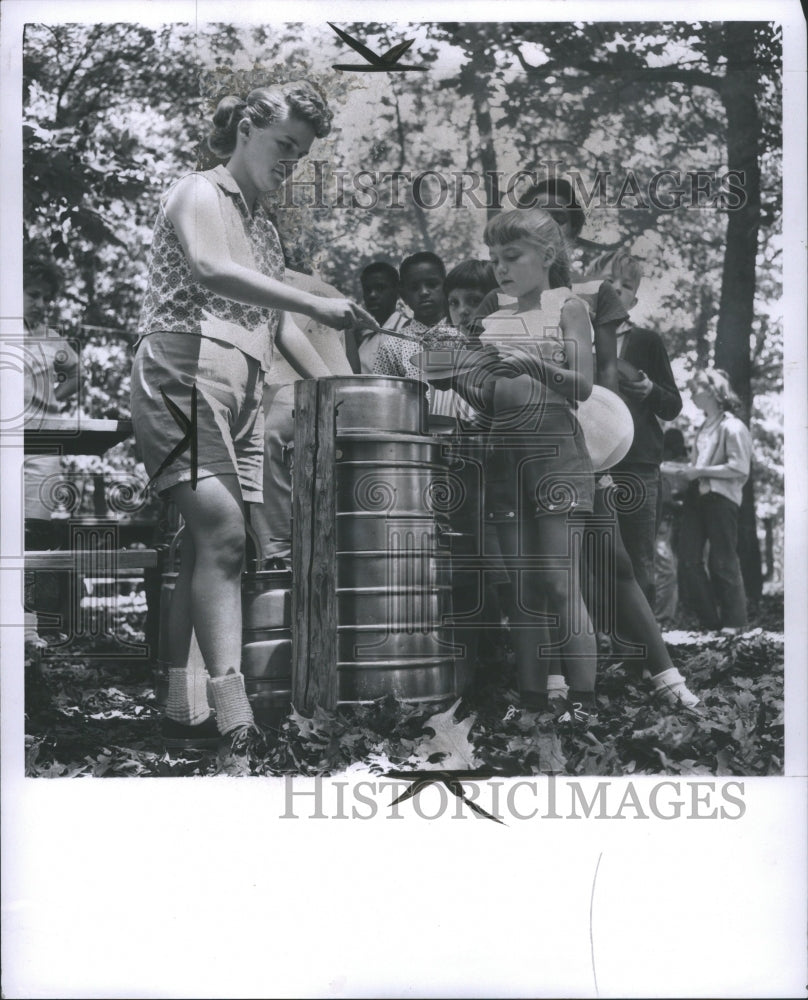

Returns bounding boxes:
[570,278,628,331]
[356,310,410,374]
[137,164,284,371]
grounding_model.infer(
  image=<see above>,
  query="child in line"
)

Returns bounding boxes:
[444,259,498,337]
[441,261,508,687]
[586,250,683,607]
[440,209,599,725]
[468,182,700,709]
[444,259,499,427]
[373,251,467,430]
[356,262,409,372]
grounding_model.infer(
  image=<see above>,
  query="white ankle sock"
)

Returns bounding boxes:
[208,672,255,735]
[166,668,211,725]
[650,666,684,687]
[547,674,569,698]
[651,667,700,707]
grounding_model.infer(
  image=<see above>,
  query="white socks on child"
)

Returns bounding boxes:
[547,674,569,700]
[208,672,255,735]
[166,667,211,726]
[650,667,700,708]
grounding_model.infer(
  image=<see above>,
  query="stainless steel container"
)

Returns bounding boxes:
[442,434,492,694]
[154,527,183,706]
[335,425,457,706]
[337,586,448,628]
[335,433,452,517]
[327,375,429,435]
[336,550,451,591]
[242,569,291,630]
[336,511,444,552]
[241,569,293,724]
[337,657,456,704]
[242,629,293,679]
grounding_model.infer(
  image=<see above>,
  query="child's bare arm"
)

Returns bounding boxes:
[593,319,620,393]
[546,298,594,403]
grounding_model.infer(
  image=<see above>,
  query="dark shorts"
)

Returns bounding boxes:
[130,332,264,502]
[484,403,594,521]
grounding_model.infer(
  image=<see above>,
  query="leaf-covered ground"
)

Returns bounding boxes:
[24,597,784,779]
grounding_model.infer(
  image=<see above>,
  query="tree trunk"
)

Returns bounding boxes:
[715,22,761,420]
[715,23,763,603]
[466,62,501,222]
[693,283,715,367]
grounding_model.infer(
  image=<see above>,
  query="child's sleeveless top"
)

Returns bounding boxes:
[137,164,284,372]
[478,287,593,405]
[478,287,595,520]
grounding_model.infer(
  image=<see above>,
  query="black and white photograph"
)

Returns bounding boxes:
[1,2,806,997]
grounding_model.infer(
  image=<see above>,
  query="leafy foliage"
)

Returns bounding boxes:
[25,603,784,779]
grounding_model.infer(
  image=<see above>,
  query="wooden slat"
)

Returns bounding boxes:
[25,549,159,570]
[24,418,133,455]
[26,417,132,435]
[291,379,338,713]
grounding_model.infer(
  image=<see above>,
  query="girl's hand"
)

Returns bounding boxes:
[310,297,380,335]
[679,466,701,482]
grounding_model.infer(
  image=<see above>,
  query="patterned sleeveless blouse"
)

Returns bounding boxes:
[137,164,284,371]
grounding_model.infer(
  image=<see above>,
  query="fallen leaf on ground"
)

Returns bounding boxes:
[411,698,479,770]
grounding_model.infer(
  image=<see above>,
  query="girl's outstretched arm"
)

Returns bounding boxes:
[164,175,378,332]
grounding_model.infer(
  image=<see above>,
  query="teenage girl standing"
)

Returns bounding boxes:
[131,83,376,750]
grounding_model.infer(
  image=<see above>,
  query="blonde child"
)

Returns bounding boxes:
[442,209,599,725]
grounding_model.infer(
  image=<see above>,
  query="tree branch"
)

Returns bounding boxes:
[510,44,722,93]
[55,24,105,124]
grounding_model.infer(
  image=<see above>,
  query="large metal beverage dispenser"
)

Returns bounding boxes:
[294,376,459,708]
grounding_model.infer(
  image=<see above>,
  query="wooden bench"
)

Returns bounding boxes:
[24,549,159,571]
[25,547,163,658]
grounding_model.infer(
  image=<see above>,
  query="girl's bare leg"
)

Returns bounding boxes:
[169,475,246,677]
[164,529,210,725]
[496,522,551,709]
[168,475,256,736]
[532,516,597,699]
[169,528,195,671]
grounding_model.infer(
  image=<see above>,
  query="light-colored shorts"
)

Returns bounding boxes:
[130,332,264,502]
